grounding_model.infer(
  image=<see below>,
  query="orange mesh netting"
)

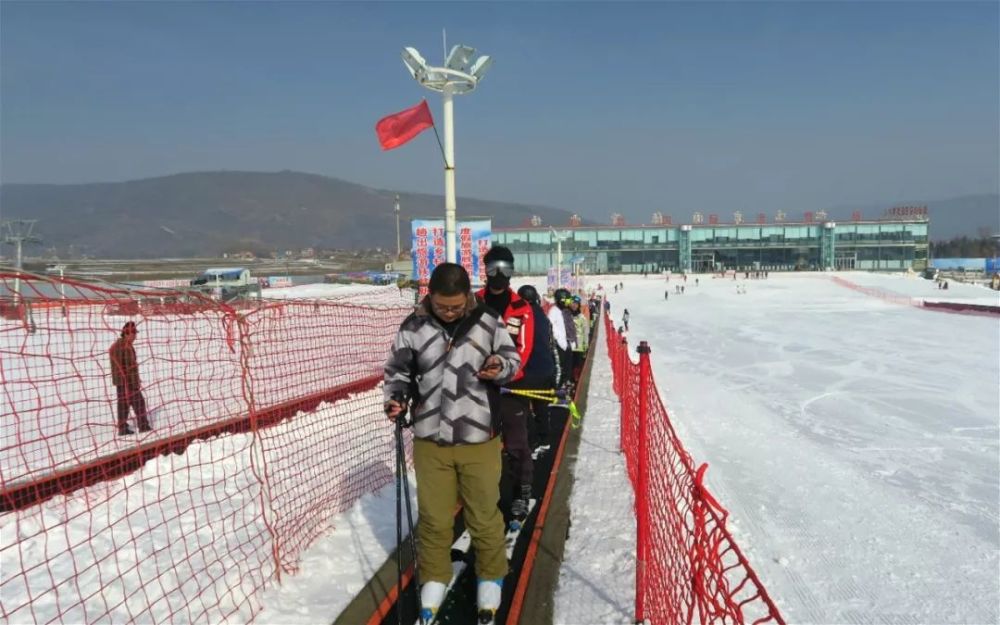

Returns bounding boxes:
[1,272,415,623]
[604,309,784,625]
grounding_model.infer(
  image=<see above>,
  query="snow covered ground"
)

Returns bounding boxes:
[552,314,636,624]
[834,270,1000,306]
[579,272,998,624]
[260,283,414,303]
[0,387,417,625]
[1,293,408,483]
[5,273,998,624]
[256,271,999,624]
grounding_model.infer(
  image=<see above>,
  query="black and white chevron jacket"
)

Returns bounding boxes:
[384,296,521,445]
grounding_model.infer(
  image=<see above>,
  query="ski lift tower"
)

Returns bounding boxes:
[2,219,42,302]
[401,42,492,263]
[550,227,572,289]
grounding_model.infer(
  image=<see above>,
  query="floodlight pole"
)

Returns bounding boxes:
[556,239,563,289]
[2,219,41,303]
[550,227,568,290]
[401,43,491,266]
[443,85,458,263]
[14,239,23,301]
[394,194,402,258]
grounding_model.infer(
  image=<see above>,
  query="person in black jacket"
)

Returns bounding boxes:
[515,285,558,452]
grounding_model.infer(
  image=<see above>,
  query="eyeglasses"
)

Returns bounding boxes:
[485,260,514,278]
[431,299,466,315]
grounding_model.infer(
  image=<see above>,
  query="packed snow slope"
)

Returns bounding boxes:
[600,272,998,624]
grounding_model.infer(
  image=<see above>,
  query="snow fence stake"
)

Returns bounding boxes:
[635,340,651,625]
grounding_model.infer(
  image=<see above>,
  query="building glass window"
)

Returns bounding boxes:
[597,229,620,248]
[690,228,712,242]
[574,230,597,248]
[621,229,644,246]
[643,229,667,245]
[713,227,736,243]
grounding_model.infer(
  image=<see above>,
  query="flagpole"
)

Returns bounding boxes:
[430,124,448,168]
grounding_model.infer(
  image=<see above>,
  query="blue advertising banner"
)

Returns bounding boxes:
[412,219,492,288]
[930,258,986,271]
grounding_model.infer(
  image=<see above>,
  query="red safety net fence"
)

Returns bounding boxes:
[830,275,1000,316]
[604,311,784,625]
[1,271,415,624]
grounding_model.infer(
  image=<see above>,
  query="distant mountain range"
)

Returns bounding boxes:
[0,171,582,258]
[0,171,996,258]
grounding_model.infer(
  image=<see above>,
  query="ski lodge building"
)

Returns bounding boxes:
[492,208,930,274]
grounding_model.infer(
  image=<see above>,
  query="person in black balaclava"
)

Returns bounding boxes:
[475,246,537,528]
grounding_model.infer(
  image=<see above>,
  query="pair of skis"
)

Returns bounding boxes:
[417,499,537,625]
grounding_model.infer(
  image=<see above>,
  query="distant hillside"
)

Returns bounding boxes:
[819,194,999,240]
[0,171,581,258]
[1,172,994,258]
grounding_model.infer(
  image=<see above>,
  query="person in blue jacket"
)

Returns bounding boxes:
[515,285,558,453]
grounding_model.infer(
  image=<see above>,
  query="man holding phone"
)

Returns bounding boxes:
[384,263,520,625]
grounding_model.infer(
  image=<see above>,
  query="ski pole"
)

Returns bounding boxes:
[388,395,417,625]
[393,419,404,625]
[399,419,419,614]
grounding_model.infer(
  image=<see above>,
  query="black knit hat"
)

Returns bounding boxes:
[483,245,514,265]
[517,284,540,305]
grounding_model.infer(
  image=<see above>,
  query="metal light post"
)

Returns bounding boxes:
[394,194,402,259]
[401,44,492,263]
[2,220,41,303]
[550,228,571,290]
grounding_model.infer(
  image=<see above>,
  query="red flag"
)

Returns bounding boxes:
[375,100,435,151]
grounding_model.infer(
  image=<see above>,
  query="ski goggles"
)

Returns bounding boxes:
[485,260,514,278]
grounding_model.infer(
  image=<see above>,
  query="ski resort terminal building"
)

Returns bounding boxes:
[491,210,930,274]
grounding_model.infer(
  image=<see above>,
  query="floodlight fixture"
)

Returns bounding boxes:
[400,42,492,263]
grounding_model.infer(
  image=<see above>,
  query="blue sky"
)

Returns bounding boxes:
[2,1,997,221]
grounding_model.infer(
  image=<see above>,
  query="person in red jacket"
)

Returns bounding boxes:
[476,245,536,526]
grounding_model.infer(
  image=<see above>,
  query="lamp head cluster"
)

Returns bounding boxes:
[402,45,492,94]
[549,227,572,242]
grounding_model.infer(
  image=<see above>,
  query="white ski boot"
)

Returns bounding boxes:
[418,580,446,625]
[476,578,503,624]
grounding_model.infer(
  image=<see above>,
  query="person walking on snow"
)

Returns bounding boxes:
[109,321,152,436]
[384,263,520,625]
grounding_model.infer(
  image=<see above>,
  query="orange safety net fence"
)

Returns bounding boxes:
[1,272,414,624]
[604,307,784,625]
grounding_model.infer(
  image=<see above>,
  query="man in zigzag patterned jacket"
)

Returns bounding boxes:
[475,245,536,528]
[384,262,521,623]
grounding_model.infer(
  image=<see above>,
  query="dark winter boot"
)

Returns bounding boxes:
[510,483,532,522]
[118,425,135,436]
